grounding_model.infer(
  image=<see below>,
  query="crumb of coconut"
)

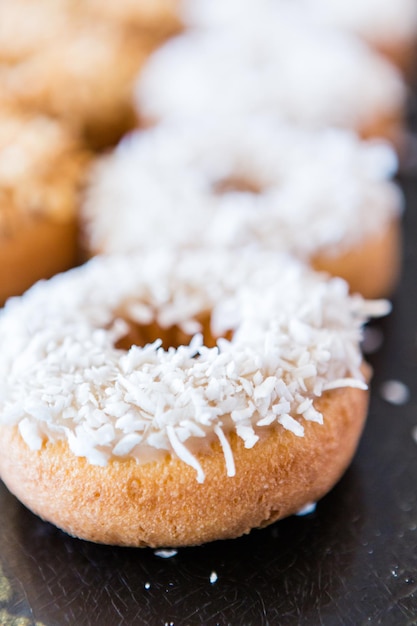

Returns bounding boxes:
[154,549,178,559]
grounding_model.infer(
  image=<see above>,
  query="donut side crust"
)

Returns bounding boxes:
[0,216,79,305]
[0,383,369,548]
[312,216,402,299]
[370,37,417,77]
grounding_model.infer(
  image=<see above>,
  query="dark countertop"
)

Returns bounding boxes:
[1,106,417,626]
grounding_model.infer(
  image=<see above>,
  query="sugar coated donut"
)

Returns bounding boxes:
[134,10,406,144]
[0,249,387,547]
[0,112,90,304]
[180,0,417,72]
[82,118,403,298]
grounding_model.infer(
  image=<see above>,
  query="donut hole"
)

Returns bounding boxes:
[114,311,233,351]
[213,175,262,196]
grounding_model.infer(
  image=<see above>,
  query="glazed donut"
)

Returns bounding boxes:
[134,11,406,146]
[81,118,403,298]
[0,249,385,547]
[0,111,90,305]
[180,0,417,72]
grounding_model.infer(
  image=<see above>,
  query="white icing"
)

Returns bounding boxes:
[301,0,417,42]
[135,10,405,129]
[0,250,377,482]
[82,118,402,259]
[180,0,417,44]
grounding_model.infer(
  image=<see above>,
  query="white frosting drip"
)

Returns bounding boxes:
[135,10,405,129]
[0,250,377,481]
[180,0,417,44]
[82,118,402,259]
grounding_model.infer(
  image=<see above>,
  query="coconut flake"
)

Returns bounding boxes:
[278,414,305,437]
[167,425,205,483]
[214,425,235,477]
[18,417,43,450]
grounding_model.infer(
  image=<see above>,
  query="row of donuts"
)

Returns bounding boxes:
[0,0,416,548]
[1,0,416,304]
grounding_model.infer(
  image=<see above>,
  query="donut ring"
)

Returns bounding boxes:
[134,12,406,145]
[0,250,383,547]
[82,119,403,298]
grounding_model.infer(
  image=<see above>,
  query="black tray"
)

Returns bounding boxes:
[1,109,417,626]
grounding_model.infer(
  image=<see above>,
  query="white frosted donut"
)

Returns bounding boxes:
[180,0,417,69]
[82,118,403,298]
[134,10,406,143]
[0,249,385,547]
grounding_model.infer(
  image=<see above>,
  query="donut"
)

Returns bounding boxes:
[0,249,385,547]
[134,11,406,146]
[69,0,182,42]
[0,111,90,305]
[81,118,403,298]
[0,17,162,149]
[0,0,70,64]
[179,0,417,73]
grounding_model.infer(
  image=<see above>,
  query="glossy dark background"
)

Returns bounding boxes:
[1,94,417,626]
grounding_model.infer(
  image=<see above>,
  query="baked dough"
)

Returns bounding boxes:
[0,112,89,304]
[2,27,152,149]
[0,384,369,547]
[0,250,383,546]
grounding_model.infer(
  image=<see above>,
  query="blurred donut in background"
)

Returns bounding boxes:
[180,0,417,73]
[81,117,403,298]
[0,111,90,304]
[0,0,181,150]
[134,5,407,147]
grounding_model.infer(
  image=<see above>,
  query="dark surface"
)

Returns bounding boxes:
[1,105,417,626]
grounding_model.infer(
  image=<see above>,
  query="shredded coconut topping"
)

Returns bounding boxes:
[82,118,402,258]
[180,0,417,44]
[0,250,380,482]
[134,9,405,129]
